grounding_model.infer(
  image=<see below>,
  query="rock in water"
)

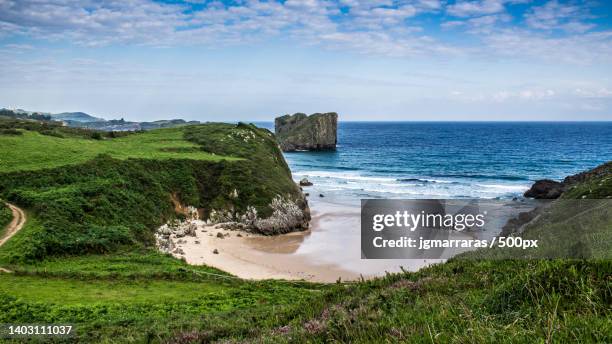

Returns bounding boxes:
[299,177,313,186]
[275,112,338,151]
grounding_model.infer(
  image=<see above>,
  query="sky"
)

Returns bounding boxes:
[0,0,611,121]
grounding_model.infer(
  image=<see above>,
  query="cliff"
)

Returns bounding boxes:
[0,120,309,262]
[275,112,338,151]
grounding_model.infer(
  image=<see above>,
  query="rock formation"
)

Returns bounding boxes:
[275,112,338,151]
[299,177,313,186]
[524,161,612,199]
[524,179,564,199]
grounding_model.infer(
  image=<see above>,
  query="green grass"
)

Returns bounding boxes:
[0,128,237,173]
[241,260,611,343]
[0,276,227,305]
[0,202,11,237]
[0,267,326,342]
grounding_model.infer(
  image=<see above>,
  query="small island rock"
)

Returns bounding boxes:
[299,177,313,186]
[275,112,338,152]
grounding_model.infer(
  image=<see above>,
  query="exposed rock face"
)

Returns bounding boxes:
[524,179,565,199]
[275,112,338,151]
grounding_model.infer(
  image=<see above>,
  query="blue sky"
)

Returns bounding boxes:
[1,0,611,121]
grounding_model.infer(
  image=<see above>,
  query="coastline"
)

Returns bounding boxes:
[172,197,441,282]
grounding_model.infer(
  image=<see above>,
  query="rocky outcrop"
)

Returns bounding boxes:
[157,195,310,243]
[275,112,338,151]
[524,179,565,199]
[524,162,612,199]
[155,206,199,254]
[213,195,310,235]
[299,178,313,186]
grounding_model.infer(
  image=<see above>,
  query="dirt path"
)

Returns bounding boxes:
[0,203,26,273]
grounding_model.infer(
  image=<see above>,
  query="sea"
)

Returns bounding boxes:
[257,122,612,205]
[250,121,612,278]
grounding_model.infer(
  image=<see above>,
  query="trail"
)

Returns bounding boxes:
[0,203,26,273]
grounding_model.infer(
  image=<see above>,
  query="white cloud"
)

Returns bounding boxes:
[482,29,612,64]
[574,88,612,99]
[446,0,506,18]
[524,0,595,33]
[0,0,610,66]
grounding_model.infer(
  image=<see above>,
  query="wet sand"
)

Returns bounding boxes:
[173,198,441,283]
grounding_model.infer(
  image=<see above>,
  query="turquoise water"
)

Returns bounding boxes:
[257,122,612,204]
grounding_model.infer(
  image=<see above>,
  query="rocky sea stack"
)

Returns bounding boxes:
[275,112,338,152]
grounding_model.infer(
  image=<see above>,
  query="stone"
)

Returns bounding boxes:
[299,177,313,186]
[213,249,219,254]
[253,195,310,235]
[524,179,564,199]
[216,232,225,239]
[275,112,338,152]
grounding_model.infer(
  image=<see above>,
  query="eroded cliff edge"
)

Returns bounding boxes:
[275,112,338,152]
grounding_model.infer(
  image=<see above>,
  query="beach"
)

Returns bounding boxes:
[172,198,440,282]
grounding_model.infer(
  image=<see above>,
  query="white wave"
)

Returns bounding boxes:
[295,170,396,182]
[477,184,529,191]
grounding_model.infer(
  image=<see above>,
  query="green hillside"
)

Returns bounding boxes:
[0,118,609,343]
[0,120,302,262]
[0,126,235,173]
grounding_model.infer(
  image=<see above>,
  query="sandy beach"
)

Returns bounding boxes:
[170,199,440,283]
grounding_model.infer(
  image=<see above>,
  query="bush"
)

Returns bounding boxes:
[0,129,22,136]
[0,202,12,229]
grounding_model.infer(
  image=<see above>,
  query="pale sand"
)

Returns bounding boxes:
[172,199,441,283]
[173,219,360,283]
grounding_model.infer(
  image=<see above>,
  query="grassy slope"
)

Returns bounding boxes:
[0,127,236,173]
[0,122,300,263]
[0,120,319,343]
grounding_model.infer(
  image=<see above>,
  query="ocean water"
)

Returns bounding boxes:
[257,122,612,205]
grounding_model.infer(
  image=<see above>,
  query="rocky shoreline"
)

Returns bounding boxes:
[503,161,612,236]
[523,161,612,199]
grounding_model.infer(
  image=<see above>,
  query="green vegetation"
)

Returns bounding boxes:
[0,120,301,263]
[0,202,12,237]
[0,264,325,343]
[0,117,609,343]
[562,161,612,199]
[0,126,235,173]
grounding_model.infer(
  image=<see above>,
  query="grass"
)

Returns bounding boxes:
[0,266,327,342]
[0,128,237,173]
[0,275,228,304]
[243,259,611,343]
[0,202,11,237]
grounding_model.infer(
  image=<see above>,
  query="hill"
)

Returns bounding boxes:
[51,112,105,123]
[1,107,201,131]
[0,119,306,262]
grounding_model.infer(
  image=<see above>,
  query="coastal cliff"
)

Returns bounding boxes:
[0,119,309,262]
[275,112,338,151]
